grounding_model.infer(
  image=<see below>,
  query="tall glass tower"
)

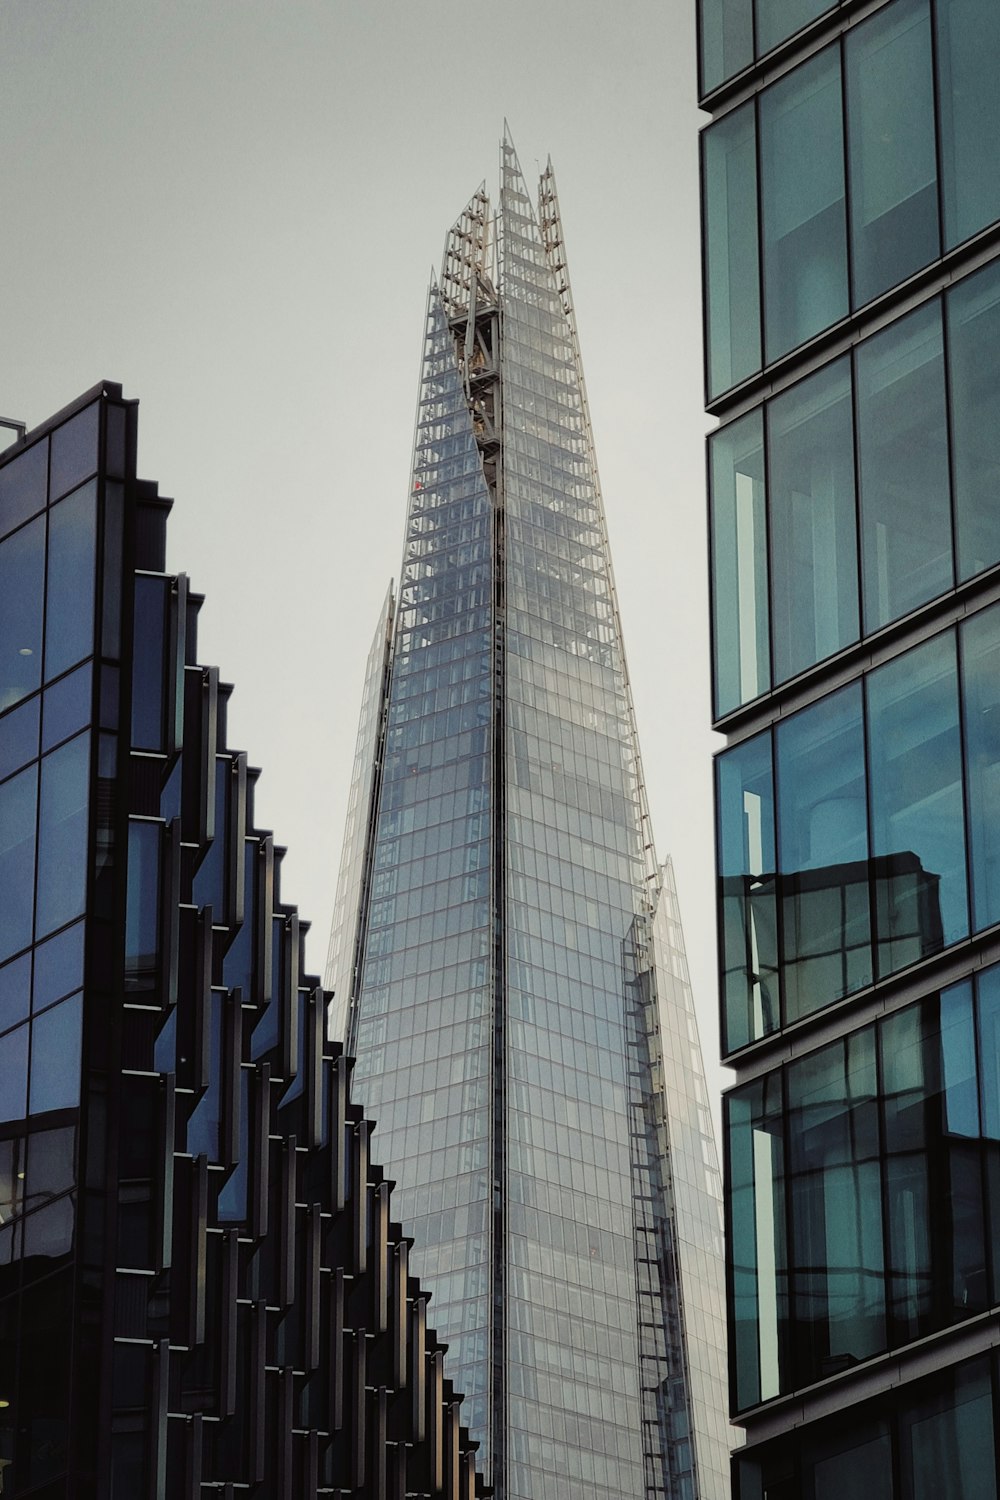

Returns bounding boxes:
[327,134,729,1500]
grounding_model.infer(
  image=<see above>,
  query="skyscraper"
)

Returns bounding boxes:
[699,0,1000,1493]
[327,133,729,1500]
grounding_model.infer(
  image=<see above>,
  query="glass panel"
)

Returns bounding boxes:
[937,0,1000,249]
[756,0,835,56]
[899,1358,996,1500]
[768,357,858,683]
[130,574,168,751]
[29,993,83,1114]
[125,820,160,992]
[948,263,1000,582]
[961,604,1000,930]
[0,1023,29,1122]
[0,695,39,783]
[846,0,940,307]
[25,1126,76,1204]
[857,300,952,632]
[44,480,97,683]
[0,514,44,713]
[759,45,848,363]
[727,1076,787,1411]
[33,919,85,1011]
[805,1418,893,1500]
[704,102,761,398]
[717,732,779,1051]
[41,662,92,753]
[776,684,871,1022]
[49,401,99,501]
[699,0,752,94]
[0,762,38,963]
[786,1028,885,1386]
[35,732,90,941]
[867,634,967,976]
[710,410,768,716]
[0,437,46,541]
[0,953,30,1034]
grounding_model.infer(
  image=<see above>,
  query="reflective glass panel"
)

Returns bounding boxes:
[0,438,46,541]
[727,1074,787,1411]
[717,732,778,1051]
[49,401,98,501]
[33,920,85,1012]
[29,993,83,1114]
[0,762,38,963]
[937,0,1000,250]
[805,1419,893,1500]
[35,732,90,941]
[759,45,848,363]
[856,300,952,632]
[768,357,858,682]
[0,953,30,1035]
[756,0,835,56]
[948,263,1000,582]
[899,1357,996,1500]
[776,684,870,1022]
[42,662,92,753]
[710,410,768,716]
[131,574,168,751]
[703,102,761,397]
[0,1023,29,1122]
[699,0,752,94]
[44,481,97,682]
[0,696,39,783]
[961,604,1000,931]
[0,515,44,713]
[126,820,160,991]
[867,634,967,976]
[846,0,939,306]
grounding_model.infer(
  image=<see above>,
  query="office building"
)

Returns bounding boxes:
[0,382,487,1497]
[699,0,1000,1493]
[327,133,729,1500]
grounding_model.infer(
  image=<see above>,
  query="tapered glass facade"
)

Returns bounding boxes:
[329,135,728,1500]
[701,0,1000,1492]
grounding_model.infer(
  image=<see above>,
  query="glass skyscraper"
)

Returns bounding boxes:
[700,0,1000,1493]
[328,134,729,1500]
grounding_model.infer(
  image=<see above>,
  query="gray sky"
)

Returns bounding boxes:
[0,0,727,1108]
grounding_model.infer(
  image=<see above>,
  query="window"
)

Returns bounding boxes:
[727,1073,787,1411]
[961,604,1000,931]
[717,732,778,1051]
[756,0,835,57]
[948,262,1000,582]
[0,515,44,713]
[937,0,1000,250]
[710,410,768,716]
[899,1358,996,1500]
[0,438,46,542]
[699,0,752,94]
[0,763,38,963]
[45,481,97,682]
[35,732,91,941]
[703,102,761,398]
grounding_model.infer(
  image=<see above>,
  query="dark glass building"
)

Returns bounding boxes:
[699,0,1000,1493]
[327,134,729,1500]
[0,382,488,1497]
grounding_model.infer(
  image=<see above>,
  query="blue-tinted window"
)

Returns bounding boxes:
[0,1023,29,1122]
[0,696,39,783]
[937,0,1000,250]
[856,300,952,633]
[867,634,967,977]
[131,575,168,751]
[699,0,752,94]
[45,481,97,682]
[42,663,92,754]
[703,103,761,398]
[776,684,871,1022]
[0,954,30,1035]
[192,759,229,915]
[33,920,85,1012]
[187,991,222,1159]
[961,604,1000,931]
[760,45,848,362]
[717,732,778,1051]
[768,357,858,682]
[29,993,83,1115]
[710,410,768,716]
[0,515,44,713]
[125,820,160,992]
[0,763,38,963]
[0,438,46,541]
[755,0,834,56]
[948,263,1000,582]
[35,733,90,941]
[846,0,939,307]
[49,402,98,501]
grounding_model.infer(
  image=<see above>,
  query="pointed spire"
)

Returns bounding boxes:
[440,184,491,321]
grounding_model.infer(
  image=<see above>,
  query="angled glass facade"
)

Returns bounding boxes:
[329,136,728,1500]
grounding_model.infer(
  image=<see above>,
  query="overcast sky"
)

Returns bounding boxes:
[0,0,728,1108]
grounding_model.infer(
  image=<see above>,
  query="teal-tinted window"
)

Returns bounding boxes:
[710,410,768,716]
[35,733,90,941]
[717,732,778,1052]
[768,357,858,682]
[0,763,38,963]
[846,0,939,307]
[756,0,835,56]
[0,515,44,713]
[899,1358,996,1500]
[727,1073,787,1410]
[961,604,1000,931]
[759,45,847,363]
[699,0,752,94]
[948,263,1000,582]
[45,481,97,683]
[703,103,761,398]
[937,0,1000,250]
[867,634,967,977]
[856,301,952,633]
[776,684,870,1023]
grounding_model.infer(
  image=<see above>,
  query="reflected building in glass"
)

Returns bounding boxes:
[699,0,1000,1492]
[327,134,729,1500]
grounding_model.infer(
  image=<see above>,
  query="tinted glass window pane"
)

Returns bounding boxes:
[0,953,30,1035]
[900,1358,996,1500]
[29,993,83,1114]
[0,762,37,963]
[131,574,168,751]
[0,438,46,541]
[710,410,768,716]
[35,732,90,941]
[0,515,44,713]
[44,481,97,682]
[41,662,92,753]
[948,264,1000,582]
[776,684,871,1022]
[756,0,835,56]
[125,820,160,992]
[717,732,778,1051]
[704,103,761,397]
[961,604,1000,931]
[805,1419,893,1500]
[33,919,84,1012]
[857,301,952,632]
[0,695,39,783]
[846,0,939,306]
[49,401,98,501]
[867,634,967,976]
[727,1075,787,1411]
[700,0,752,94]
[937,0,1000,249]
[768,357,858,682]
[0,1022,29,1121]
[760,45,847,362]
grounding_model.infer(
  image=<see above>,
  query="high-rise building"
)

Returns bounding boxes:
[327,133,729,1500]
[699,0,1000,1493]
[0,381,488,1497]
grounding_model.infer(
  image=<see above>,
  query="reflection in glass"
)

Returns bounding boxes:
[0,695,39,783]
[131,574,168,751]
[704,102,760,397]
[857,301,952,632]
[35,732,90,941]
[42,662,92,753]
[755,0,835,56]
[948,264,1000,581]
[937,0,1000,250]
[33,919,85,1012]
[768,357,858,683]
[728,1074,786,1411]
[700,0,752,93]
[717,732,778,1050]
[0,763,38,963]
[961,605,1000,931]
[29,993,83,1114]
[0,437,46,541]
[126,821,161,992]
[45,481,97,683]
[49,401,99,501]
[710,410,768,716]
[867,634,967,976]
[0,1024,29,1122]
[0,515,44,712]
[760,45,848,362]
[899,1357,996,1500]
[846,0,939,306]
[0,953,30,1035]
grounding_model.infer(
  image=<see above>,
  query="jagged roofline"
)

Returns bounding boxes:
[440,182,492,319]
